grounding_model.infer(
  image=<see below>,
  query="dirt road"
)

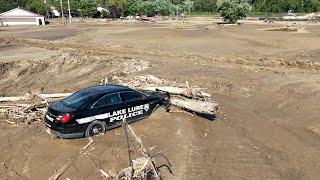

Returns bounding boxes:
[1,18,320,179]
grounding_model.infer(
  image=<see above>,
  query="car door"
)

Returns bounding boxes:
[90,92,126,127]
[119,91,150,123]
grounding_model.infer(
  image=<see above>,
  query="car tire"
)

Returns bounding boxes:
[165,105,170,112]
[85,121,106,137]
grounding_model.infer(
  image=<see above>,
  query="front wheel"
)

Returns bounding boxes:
[85,121,106,137]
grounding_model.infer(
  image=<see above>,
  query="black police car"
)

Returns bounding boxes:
[44,85,170,138]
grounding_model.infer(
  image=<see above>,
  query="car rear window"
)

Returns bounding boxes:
[62,91,98,109]
[120,91,143,102]
[93,93,121,108]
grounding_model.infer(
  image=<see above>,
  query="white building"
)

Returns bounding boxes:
[0,8,45,26]
[50,7,60,17]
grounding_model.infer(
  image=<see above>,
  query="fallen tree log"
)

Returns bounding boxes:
[0,93,72,102]
[37,93,72,99]
[171,97,219,115]
[0,104,31,108]
[0,96,28,102]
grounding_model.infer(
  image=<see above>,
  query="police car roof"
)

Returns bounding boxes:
[80,85,132,95]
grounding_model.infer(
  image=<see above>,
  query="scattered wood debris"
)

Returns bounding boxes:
[112,75,219,116]
[0,75,218,124]
[112,120,173,179]
[122,59,150,74]
[0,93,71,124]
[48,161,72,180]
[82,137,94,150]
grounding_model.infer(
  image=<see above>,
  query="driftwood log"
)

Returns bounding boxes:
[171,97,219,115]
[115,75,219,116]
[0,93,72,102]
[0,96,29,102]
[142,86,192,97]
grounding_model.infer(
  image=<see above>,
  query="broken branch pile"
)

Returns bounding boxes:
[114,121,172,179]
[0,93,71,124]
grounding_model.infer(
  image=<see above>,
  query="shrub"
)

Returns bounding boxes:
[218,1,250,24]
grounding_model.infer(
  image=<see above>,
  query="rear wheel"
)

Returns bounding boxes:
[85,121,106,137]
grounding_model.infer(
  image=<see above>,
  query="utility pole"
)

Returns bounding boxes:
[60,0,65,25]
[67,0,72,23]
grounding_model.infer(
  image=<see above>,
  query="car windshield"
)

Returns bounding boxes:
[62,91,98,109]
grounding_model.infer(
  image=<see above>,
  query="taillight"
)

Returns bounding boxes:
[56,114,73,124]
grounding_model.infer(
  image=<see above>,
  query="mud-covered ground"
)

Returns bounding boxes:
[1,17,320,179]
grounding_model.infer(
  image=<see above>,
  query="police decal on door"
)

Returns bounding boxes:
[109,104,150,122]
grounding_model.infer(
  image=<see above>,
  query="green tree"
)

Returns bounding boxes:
[97,0,107,7]
[249,0,320,13]
[26,0,46,14]
[218,1,249,23]
[183,0,194,14]
[193,0,218,12]
[153,0,172,15]
[106,0,126,18]
[142,1,154,16]
[0,0,28,13]
[79,0,97,17]
[124,0,143,16]
[101,9,109,17]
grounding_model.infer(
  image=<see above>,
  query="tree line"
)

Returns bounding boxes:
[0,0,319,17]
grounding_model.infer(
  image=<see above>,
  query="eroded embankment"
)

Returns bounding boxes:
[1,36,320,97]
[3,37,320,70]
[0,40,150,96]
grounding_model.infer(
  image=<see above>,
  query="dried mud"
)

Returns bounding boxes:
[1,19,320,179]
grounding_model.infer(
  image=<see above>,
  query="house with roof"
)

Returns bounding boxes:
[0,7,45,26]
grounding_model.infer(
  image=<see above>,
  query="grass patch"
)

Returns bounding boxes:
[266,27,298,32]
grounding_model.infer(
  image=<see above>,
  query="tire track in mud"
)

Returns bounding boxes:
[133,110,196,180]
[220,96,320,180]
[0,123,43,179]
[170,115,195,180]
[178,113,281,179]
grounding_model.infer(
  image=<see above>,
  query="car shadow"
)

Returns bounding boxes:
[196,113,216,121]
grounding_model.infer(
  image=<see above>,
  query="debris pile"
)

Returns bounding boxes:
[122,59,150,74]
[0,75,218,124]
[47,121,172,180]
[112,75,219,116]
[0,103,46,124]
[0,93,71,124]
[102,121,173,179]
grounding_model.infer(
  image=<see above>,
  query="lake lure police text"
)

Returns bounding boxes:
[76,103,150,124]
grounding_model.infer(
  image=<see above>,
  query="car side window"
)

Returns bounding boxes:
[93,93,121,108]
[120,91,144,102]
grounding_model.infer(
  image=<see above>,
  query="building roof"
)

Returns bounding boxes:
[0,8,44,18]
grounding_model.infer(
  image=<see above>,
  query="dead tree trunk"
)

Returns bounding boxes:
[171,97,219,115]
